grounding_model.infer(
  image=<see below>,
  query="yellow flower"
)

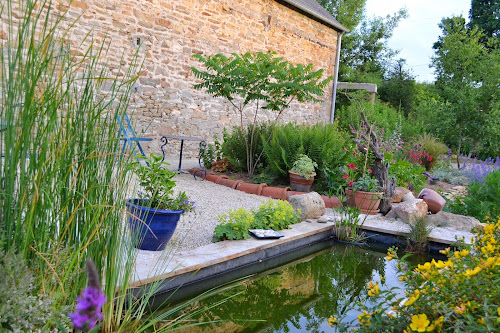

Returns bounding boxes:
[328,315,337,326]
[434,260,447,269]
[418,262,432,271]
[380,276,386,284]
[434,316,444,327]
[404,293,419,307]
[484,223,495,234]
[477,317,485,325]
[367,280,375,290]
[454,249,469,258]
[439,247,450,255]
[481,242,495,254]
[497,307,500,316]
[463,266,482,277]
[386,254,393,261]
[454,303,466,314]
[368,283,380,297]
[410,314,430,332]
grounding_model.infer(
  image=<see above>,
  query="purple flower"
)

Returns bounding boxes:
[70,260,106,331]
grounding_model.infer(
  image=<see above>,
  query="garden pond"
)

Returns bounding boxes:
[151,239,439,332]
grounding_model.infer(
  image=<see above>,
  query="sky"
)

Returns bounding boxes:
[364,0,471,82]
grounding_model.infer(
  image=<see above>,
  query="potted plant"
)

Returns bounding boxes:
[289,154,318,192]
[351,174,383,214]
[126,153,195,251]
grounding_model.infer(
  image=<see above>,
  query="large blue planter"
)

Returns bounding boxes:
[126,199,184,251]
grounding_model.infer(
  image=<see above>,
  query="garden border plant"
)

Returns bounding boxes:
[191,52,333,178]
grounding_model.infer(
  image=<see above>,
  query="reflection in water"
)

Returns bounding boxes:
[161,242,422,332]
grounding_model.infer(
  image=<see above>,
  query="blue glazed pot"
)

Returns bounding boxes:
[126,199,184,251]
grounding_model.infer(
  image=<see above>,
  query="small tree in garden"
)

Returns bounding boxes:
[191,52,332,177]
[352,111,396,214]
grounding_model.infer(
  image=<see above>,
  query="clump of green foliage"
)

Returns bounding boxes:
[405,217,433,253]
[411,133,449,162]
[330,217,500,331]
[202,133,224,169]
[0,249,70,331]
[447,169,500,220]
[431,167,469,185]
[389,159,427,192]
[191,52,332,177]
[213,200,300,242]
[290,154,317,179]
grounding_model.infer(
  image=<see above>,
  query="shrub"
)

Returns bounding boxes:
[447,169,500,220]
[331,217,500,331]
[253,199,301,231]
[213,200,301,242]
[201,134,224,169]
[404,145,435,171]
[263,122,350,186]
[222,123,273,172]
[411,133,449,161]
[0,249,70,331]
[431,167,469,185]
[214,208,255,241]
[389,159,426,192]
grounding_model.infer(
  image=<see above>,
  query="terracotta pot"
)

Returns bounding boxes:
[289,171,314,192]
[418,188,446,214]
[287,191,308,201]
[216,177,244,189]
[321,195,342,208]
[353,190,382,215]
[237,182,267,195]
[205,173,222,183]
[345,188,356,207]
[261,186,290,200]
[188,167,203,175]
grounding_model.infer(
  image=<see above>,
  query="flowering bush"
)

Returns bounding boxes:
[405,144,435,171]
[329,217,500,332]
[341,147,372,188]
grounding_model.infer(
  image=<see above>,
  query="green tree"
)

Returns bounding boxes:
[432,16,500,162]
[191,52,332,177]
[378,58,416,115]
[316,0,366,31]
[469,0,500,40]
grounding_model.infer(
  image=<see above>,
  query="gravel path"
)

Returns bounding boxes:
[133,158,270,251]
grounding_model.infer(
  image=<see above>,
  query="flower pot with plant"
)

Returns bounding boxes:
[351,175,383,214]
[289,154,318,192]
[126,153,195,251]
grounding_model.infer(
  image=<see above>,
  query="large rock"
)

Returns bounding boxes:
[391,187,411,203]
[418,188,446,214]
[402,192,416,202]
[392,199,428,224]
[289,192,325,220]
[425,211,482,232]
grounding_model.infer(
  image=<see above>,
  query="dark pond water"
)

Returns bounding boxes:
[158,240,433,333]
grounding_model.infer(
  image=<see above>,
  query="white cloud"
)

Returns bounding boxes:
[362,0,471,82]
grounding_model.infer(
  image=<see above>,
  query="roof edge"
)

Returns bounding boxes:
[279,0,349,33]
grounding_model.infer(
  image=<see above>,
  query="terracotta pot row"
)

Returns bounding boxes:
[190,169,341,208]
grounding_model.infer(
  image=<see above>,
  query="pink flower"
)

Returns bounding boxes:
[353,151,357,155]
[343,174,350,179]
[347,164,357,169]
[348,181,354,187]
[343,147,348,152]
[369,168,372,174]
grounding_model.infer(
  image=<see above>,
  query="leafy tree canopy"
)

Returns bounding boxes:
[469,0,500,40]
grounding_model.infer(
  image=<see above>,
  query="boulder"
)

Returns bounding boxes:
[392,199,428,224]
[289,192,325,220]
[391,187,411,203]
[425,211,482,232]
[402,192,416,202]
[418,188,446,214]
[384,209,398,219]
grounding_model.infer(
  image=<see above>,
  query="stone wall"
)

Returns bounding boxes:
[4,0,340,156]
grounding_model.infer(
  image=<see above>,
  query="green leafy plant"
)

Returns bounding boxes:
[405,217,433,253]
[253,199,301,231]
[213,200,301,242]
[127,153,195,212]
[214,208,255,241]
[447,169,500,220]
[332,205,365,243]
[389,158,427,192]
[330,217,500,331]
[290,154,318,179]
[202,134,224,169]
[191,52,333,177]
[352,175,382,192]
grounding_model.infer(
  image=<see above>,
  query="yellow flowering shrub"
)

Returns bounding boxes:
[330,217,500,332]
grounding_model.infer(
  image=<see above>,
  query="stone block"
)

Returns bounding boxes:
[402,192,416,202]
[391,187,411,203]
[425,211,481,232]
[289,192,325,221]
[392,199,428,224]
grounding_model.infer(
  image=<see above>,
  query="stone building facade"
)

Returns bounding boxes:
[6,0,347,155]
